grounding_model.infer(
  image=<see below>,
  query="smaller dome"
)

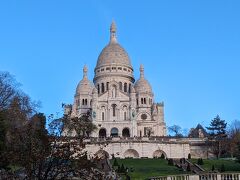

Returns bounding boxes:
[76,65,94,95]
[134,65,152,94]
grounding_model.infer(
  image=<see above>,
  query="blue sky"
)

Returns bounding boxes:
[0,0,240,131]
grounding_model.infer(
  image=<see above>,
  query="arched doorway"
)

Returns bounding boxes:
[111,127,119,137]
[95,150,109,159]
[153,150,167,159]
[122,128,130,137]
[99,128,107,138]
[124,149,139,158]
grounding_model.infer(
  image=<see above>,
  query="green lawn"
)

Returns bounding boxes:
[190,159,240,172]
[111,158,184,180]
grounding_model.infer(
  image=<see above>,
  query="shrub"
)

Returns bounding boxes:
[197,158,204,165]
[160,154,165,159]
[113,158,119,168]
[120,164,126,173]
[168,159,174,166]
[220,164,225,172]
[211,165,215,171]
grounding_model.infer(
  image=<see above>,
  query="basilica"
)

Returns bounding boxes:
[64,22,208,159]
[66,22,166,138]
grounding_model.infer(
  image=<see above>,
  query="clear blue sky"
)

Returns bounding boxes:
[1,0,240,131]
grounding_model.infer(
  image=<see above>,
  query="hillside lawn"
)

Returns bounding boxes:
[111,158,185,180]
[111,158,240,180]
[190,159,240,172]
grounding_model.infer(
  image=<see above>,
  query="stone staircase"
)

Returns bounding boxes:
[173,158,205,174]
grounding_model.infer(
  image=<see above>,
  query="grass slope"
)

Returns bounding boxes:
[111,158,184,180]
[190,159,240,172]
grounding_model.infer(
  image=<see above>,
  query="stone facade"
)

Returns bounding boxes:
[65,22,166,138]
[64,22,208,159]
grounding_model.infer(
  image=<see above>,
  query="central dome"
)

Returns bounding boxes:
[95,21,133,70]
[96,43,132,68]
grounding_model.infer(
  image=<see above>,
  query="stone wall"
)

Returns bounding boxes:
[84,137,211,159]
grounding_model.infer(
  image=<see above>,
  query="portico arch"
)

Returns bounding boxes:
[99,128,107,138]
[124,149,139,158]
[122,128,130,137]
[95,150,109,159]
[153,150,167,159]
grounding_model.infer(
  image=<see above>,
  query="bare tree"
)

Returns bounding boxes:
[168,125,183,137]
[0,72,19,111]
[228,119,240,158]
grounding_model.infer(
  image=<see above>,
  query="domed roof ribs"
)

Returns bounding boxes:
[110,21,117,44]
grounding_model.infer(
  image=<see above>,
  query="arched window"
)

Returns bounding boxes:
[102,112,105,121]
[123,105,127,121]
[99,128,107,138]
[101,83,105,93]
[144,98,146,104]
[111,128,119,137]
[122,128,130,137]
[106,82,109,91]
[124,83,127,92]
[85,99,88,106]
[112,104,117,117]
[97,84,100,94]
[136,99,139,106]
[119,82,122,91]
[129,84,131,93]
[82,99,85,105]
[141,98,143,104]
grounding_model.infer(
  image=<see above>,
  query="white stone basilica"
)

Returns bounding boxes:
[67,22,166,138]
[64,22,210,159]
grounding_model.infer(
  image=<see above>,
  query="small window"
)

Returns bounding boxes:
[101,68,104,71]
[106,67,110,71]
[101,83,105,93]
[106,82,109,91]
[118,67,122,70]
[119,82,122,91]
[124,83,127,92]
[141,98,143,104]
[85,99,87,105]
[102,112,105,121]
[112,67,116,70]
[97,84,100,94]
[97,70,100,73]
[124,112,127,120]
[112,104,117,117]
[123,68,127,71]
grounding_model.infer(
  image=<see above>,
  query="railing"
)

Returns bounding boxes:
[83,137,208,144]
[149,173,240,180]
